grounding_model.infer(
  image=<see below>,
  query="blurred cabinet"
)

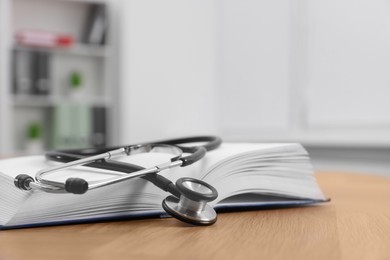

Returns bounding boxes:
[305,0,390,145]
[218,0,390,147]
[0,0,119,154]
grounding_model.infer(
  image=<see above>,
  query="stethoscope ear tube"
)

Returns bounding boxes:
[14,174,34,191]
[46,150,182,197]
[178,147,206,167]
[46,151,147,173]
[162,136,222,152]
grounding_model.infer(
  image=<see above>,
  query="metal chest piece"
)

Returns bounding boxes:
[162,177,218,226]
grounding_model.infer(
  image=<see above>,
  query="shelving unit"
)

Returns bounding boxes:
[0,0,119,155]
[13,44,111,58]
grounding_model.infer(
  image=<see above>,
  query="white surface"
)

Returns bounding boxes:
[307,0,390,127]
[217,0,390,144]
[217,0,291,132]
[119,0,218,143]
[0,0,12,154]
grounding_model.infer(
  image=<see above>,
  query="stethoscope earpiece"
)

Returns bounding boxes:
[14,174,34,191]
[162,177,218,226]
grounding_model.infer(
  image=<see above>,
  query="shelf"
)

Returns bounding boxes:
[13,43,110,58]
[1,0,118,154]
[12,95,111,107]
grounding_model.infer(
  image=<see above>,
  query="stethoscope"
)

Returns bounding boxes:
[14,136,222,226]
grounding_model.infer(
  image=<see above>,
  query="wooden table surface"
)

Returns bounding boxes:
[1,172,390,260]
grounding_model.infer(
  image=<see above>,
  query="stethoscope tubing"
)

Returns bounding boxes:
[43,150,182,196]
[14,136,222,226]
[36,144,184,194]
[40,136,222,195]
[46,136,222,166]
[36,136,221,195]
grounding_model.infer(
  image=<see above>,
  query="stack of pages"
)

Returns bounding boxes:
[0,143,327,229]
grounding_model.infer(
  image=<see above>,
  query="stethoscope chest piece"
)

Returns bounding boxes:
[162,177,218,226]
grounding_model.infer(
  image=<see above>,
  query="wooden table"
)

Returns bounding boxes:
[1,172,390,260]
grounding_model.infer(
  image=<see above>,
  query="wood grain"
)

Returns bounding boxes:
[0,172,390,260]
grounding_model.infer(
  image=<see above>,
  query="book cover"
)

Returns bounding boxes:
[91,106,107,148]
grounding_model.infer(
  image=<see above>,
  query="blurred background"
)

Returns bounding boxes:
[0,0,389,175]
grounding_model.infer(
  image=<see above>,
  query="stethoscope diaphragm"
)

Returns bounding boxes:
[162,177,218,226]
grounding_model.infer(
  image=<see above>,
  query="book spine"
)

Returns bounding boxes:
[73,105,92,148]
[35,52,51,95]
[82,4,107,45]
[52,105,93,149]
[31,51,40,95]
[12,50,33,95]
[16,31,74,48]
[32,52,51,95]
[91,106,107,148]
[52,104,71,149]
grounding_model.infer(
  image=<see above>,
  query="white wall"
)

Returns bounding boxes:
[119,0,217,143]
[118,0,296,143]
[307,0,390,128]
[118,0,390,147]
[0,0,12,154]
[217,0,390,145]
[216,0,293,140]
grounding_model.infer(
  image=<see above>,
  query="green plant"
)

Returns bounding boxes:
[27,122,42,140]
[70,71,83,89]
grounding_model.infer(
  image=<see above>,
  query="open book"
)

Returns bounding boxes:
[0,143,327,229]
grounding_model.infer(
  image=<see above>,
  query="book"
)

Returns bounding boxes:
[51,104,92,149]
[82,4,107,45]
[91,106,107,148]
[15,30,74,48]
[12,49,51,95]
[31,51,51,95]
[70,105,92,149]
[0,143,327,229]
[12,49,33,95]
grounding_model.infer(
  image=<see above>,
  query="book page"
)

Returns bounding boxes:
[199,143,306,180]
[198,143,325,203]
